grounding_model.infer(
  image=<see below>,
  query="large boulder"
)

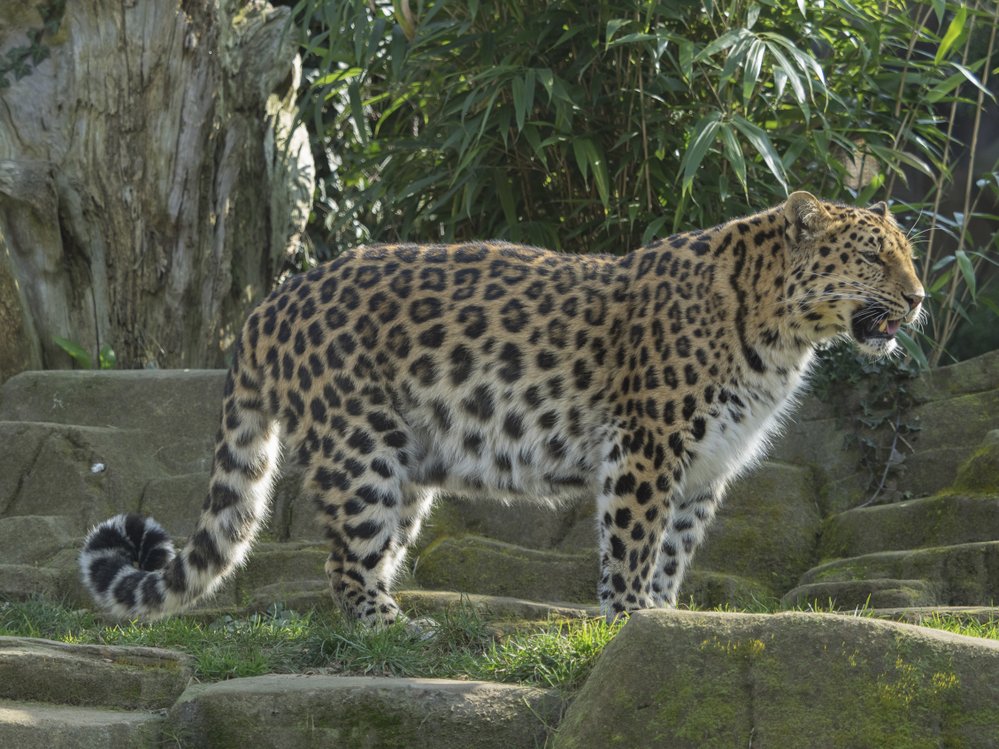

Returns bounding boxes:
[555,610,999,749]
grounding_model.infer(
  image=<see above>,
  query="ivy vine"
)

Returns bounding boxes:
[1,0,66,89]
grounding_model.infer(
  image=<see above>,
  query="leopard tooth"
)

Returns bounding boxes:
[878,320,888,333]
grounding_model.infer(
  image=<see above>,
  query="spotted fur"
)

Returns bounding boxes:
[80,192,924,623]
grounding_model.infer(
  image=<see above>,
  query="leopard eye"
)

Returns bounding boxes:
[860,238,883,263]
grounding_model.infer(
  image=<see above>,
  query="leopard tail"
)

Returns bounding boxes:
[79,342,280,619]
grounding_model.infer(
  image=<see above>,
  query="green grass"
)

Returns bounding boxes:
[3,597,995,692]
[917,612,999,641]
[0,597,621,691]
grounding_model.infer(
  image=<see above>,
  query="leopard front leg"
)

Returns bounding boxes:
[595,460,674,621]
[652,486,723,607]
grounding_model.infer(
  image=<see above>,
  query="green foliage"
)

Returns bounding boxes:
[53,337,116,370]
[294,0,998,364]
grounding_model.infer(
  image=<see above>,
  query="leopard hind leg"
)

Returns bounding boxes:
[305,441,415,626]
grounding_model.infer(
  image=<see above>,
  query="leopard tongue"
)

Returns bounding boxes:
[877,319,901,335]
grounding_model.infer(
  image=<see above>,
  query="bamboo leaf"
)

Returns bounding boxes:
[679,112,723,195]
[731,115,789,192]
[53,336,92,369]
[935,6,967,65]
[719,123,748,195]
[742,39,765,102]
[896,330,929,370]
[955,249,977,299]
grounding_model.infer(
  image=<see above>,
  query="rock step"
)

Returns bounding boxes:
[781,578,939,610]
[0,700,164,749]
[820,493,999,560]
[0,637,193,710]
[242,584,600,622]
[797,541,999,606]
[414,535,598,604]
[554,609,999,749]
[167,674,561,749]
[0,369,225,430]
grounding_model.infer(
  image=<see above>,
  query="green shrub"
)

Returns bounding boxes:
[293,0,997,363]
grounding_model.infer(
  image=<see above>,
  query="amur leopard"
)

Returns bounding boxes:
[80,192,924,624]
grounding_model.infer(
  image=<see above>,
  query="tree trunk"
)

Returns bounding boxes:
[0,0,314,376]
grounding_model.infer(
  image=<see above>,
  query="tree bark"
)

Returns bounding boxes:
[0,0,314,374]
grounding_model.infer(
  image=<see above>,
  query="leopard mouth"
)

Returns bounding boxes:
[851,305,903,345]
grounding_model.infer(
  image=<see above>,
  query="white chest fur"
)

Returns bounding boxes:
[680,365,811,499]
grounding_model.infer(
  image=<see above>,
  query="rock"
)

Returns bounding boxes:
[0,421,184,534]
[908,349,999,403]
[780,578,939,610]
[413,536,597,604]
[769,418,868,515]
[902,389,999,494]
[554,609,999,749]
[952,430,999,494]
[231,542,329,597]
[696,461,821,595]
[819,493,999,559]
[796,541,999,606]
[0,637,192,709]
[0,370,224,435]
[682,571,777,609]
[0,564,63,601]
[0,516,75,564]
[0,701,164,749]
[167,674,561,748]
[396,590,597,621]
[139,473,210,537]
[418,494,591,554]
[0,421,47,512]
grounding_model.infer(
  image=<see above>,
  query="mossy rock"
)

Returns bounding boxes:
[819,493,999,560]
[696,461,820,595]
[908,349,999,404]
[0,637,192,710]
[768,418,868,515]
[798,541,999,606]
[230,543,329,599]
[413,535,598,604]
[0,701,165,749]
[554,610,999,749]
[167,674,561,749]
[952,430,999,494]
[681,570,776,610]
[902,389,999,494]
[780,578,939,610]
[416,493,591,554]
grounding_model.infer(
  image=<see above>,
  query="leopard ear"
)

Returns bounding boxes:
[868,200,896,223]
[783,191,830,247]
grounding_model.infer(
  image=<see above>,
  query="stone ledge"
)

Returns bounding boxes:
[167,674,561,749]
[0,637,193,710]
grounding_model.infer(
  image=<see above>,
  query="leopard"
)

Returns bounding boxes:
[80,191,924,625]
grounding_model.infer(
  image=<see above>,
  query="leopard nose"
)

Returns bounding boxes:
[904,291,925,312]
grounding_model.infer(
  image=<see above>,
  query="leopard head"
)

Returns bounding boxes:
[783,191,925,356]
